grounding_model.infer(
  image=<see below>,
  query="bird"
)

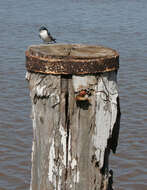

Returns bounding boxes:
[39,26,56,44]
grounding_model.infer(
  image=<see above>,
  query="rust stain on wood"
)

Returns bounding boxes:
[25,44,119,75]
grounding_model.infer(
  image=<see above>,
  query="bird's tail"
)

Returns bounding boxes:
[53,38,56,43]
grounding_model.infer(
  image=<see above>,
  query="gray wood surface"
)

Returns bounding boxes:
[26,70,120,190]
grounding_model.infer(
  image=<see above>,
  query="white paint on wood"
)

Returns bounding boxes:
[48,137,56,185]
[58,168,62,190]
[68,130,71,164]
[93,71,118,168]
[74,170,80,183]
[59,124,67,166]
[25,72,30,80]
[36,85,46,97]
[71,157,80,183]
[32,105,36,130]
[72,75,97,92]
[30,138,34,190]
[71,158,77,169]
[29,105,36,190]
[77,171,80,183]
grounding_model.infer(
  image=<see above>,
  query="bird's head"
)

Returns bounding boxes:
[39,26,48,32]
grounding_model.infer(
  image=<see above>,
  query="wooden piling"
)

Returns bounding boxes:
[25,44,120,190]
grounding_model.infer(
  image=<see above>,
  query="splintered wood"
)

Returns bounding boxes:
[26,71,120,190]
[26,44,120,190]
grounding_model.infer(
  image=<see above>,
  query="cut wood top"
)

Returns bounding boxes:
[25,44,119,74]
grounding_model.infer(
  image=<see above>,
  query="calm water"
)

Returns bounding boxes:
[0,0,147,189]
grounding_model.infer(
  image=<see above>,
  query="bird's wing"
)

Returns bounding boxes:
[47,31,51,35]
[51,36,56,42]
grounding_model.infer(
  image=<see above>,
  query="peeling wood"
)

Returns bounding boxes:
[26,44,120,190]
[26,70,120,190]
[93,71,119,169]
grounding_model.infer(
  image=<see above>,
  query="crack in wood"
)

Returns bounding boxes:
[27,71,120,190]
[61,75,71,189]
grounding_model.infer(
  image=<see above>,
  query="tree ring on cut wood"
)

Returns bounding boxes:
[25,44,119,75]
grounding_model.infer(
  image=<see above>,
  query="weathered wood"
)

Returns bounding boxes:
[26,44,120,190]
[26,44,119,74]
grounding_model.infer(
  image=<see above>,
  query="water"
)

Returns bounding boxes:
[0,0,147,189]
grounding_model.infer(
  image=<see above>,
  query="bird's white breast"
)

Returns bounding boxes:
[40,30,48,40]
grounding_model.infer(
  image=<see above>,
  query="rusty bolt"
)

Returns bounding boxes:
[75,89,93,101]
